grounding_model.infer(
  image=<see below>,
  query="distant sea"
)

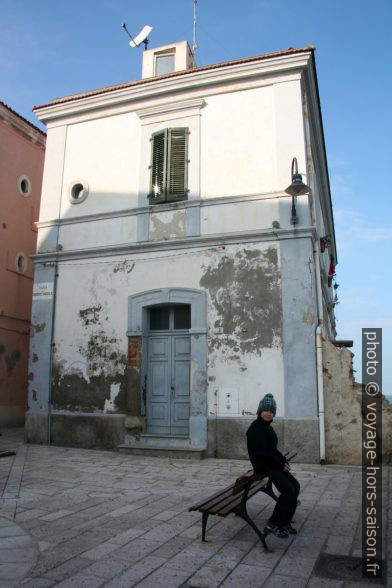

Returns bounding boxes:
[384,395,392,404]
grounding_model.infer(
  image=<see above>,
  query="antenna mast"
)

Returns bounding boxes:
[192,0,198,54]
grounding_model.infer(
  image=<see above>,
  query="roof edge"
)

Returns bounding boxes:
[34,45,315,111]
[0,101,46,137]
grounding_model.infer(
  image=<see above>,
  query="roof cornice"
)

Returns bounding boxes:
[33,48,313,125]
[0,101,46,145]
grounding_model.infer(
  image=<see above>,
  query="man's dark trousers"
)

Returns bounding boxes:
[265,469,300,526]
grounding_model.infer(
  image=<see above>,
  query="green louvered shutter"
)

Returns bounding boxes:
[149,129,167,203]
[167,128,188,201]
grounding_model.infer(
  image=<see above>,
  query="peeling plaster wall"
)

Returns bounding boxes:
[27,240,303,450]
[149,210,186,240]
[51,267,128,416]
[200,245,285,419]
[50,242,283,425]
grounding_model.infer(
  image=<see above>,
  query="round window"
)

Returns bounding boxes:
[18,175,32,197]
[15,252,28,273]
[68,180,89,204]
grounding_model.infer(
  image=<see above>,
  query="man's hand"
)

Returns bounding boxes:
[283,463,291,473]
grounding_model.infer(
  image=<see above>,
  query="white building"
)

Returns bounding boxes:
[27,42,337,462]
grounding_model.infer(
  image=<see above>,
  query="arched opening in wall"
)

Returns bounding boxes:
[127,288,207,447]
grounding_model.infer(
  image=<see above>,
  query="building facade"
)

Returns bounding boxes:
[0,102,45,428]
[26,43,337,462]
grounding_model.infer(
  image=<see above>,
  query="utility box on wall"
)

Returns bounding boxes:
[218,389,240,415]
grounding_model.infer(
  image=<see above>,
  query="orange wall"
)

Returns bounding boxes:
[0,110,45,427]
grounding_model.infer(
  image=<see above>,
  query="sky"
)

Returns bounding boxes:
[1,0,391,396]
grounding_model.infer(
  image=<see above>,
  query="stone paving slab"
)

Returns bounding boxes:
[0,429,390,586]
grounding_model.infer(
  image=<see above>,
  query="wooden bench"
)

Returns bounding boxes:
[188,452,297,552]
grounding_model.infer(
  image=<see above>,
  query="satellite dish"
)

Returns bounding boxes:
[122,23,153,50]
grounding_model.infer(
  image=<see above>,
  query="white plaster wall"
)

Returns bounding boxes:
[61,113,140,219]
[201,86,276,198]
[274,80,307,189]
[58,215,138,250]
[209,348,284,418]
[38,76,310,246]
[39,125,67,222]
[202,198,282,235]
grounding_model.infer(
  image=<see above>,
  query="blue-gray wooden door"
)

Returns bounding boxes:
[146,306,191,435]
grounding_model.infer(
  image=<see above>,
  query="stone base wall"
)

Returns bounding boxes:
[25,413,48,444]
[207,416,320,463]
[26,412,125,449]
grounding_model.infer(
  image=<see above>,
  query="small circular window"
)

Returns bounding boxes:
[15,252,28,273]
[18,175,32,197]
[68,180,89,204]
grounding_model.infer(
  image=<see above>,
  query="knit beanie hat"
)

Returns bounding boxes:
[257,393,277,416]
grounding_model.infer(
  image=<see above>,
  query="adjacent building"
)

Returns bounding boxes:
[0,102,45,428]
[26,43,338,462]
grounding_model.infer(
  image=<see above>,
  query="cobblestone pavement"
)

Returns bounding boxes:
[0,429,390,587]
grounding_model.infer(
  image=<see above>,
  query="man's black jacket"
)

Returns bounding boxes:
[246,417,286,473]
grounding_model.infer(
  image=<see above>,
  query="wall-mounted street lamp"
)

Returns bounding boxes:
[285,157,310,225]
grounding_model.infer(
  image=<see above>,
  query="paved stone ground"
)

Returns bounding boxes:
[0,429,390,587]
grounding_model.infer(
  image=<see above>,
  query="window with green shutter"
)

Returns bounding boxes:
[149,128,189,204]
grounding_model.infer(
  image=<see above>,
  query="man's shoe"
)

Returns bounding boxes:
[282,523,297,535]
[264,524,289,539]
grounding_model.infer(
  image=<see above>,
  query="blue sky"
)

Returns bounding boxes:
[1,0,391,395]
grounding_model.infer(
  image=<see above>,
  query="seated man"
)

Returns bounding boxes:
[246,393,300,538]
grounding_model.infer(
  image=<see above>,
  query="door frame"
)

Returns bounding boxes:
[127,288,207,448]
[147,307,191,435]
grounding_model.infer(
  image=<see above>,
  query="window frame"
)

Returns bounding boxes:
[18,175,32,197]
[149,127,189,205]
[155,53,175,76]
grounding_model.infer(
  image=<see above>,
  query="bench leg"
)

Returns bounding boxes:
[201,512,209,542]
[233,504,271,552]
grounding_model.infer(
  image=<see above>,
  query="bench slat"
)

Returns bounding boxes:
[191,487,235,513]
[188,470,254,511]
[194,480,265,517]
[189,475,268,517]
[219,480,267,516]
[206,480,266,517]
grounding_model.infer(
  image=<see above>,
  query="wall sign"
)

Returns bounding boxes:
[33,282,54,300]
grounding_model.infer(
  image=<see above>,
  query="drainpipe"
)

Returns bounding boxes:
[47,128,67,445]
[313,242,326,463]
[47,258,59,445]
[307,181,326,464]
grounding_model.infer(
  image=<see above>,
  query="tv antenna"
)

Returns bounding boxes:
[121,23,153,51]
[192,0,198,54]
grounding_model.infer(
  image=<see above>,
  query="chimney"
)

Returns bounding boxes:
[142,41,196,79]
